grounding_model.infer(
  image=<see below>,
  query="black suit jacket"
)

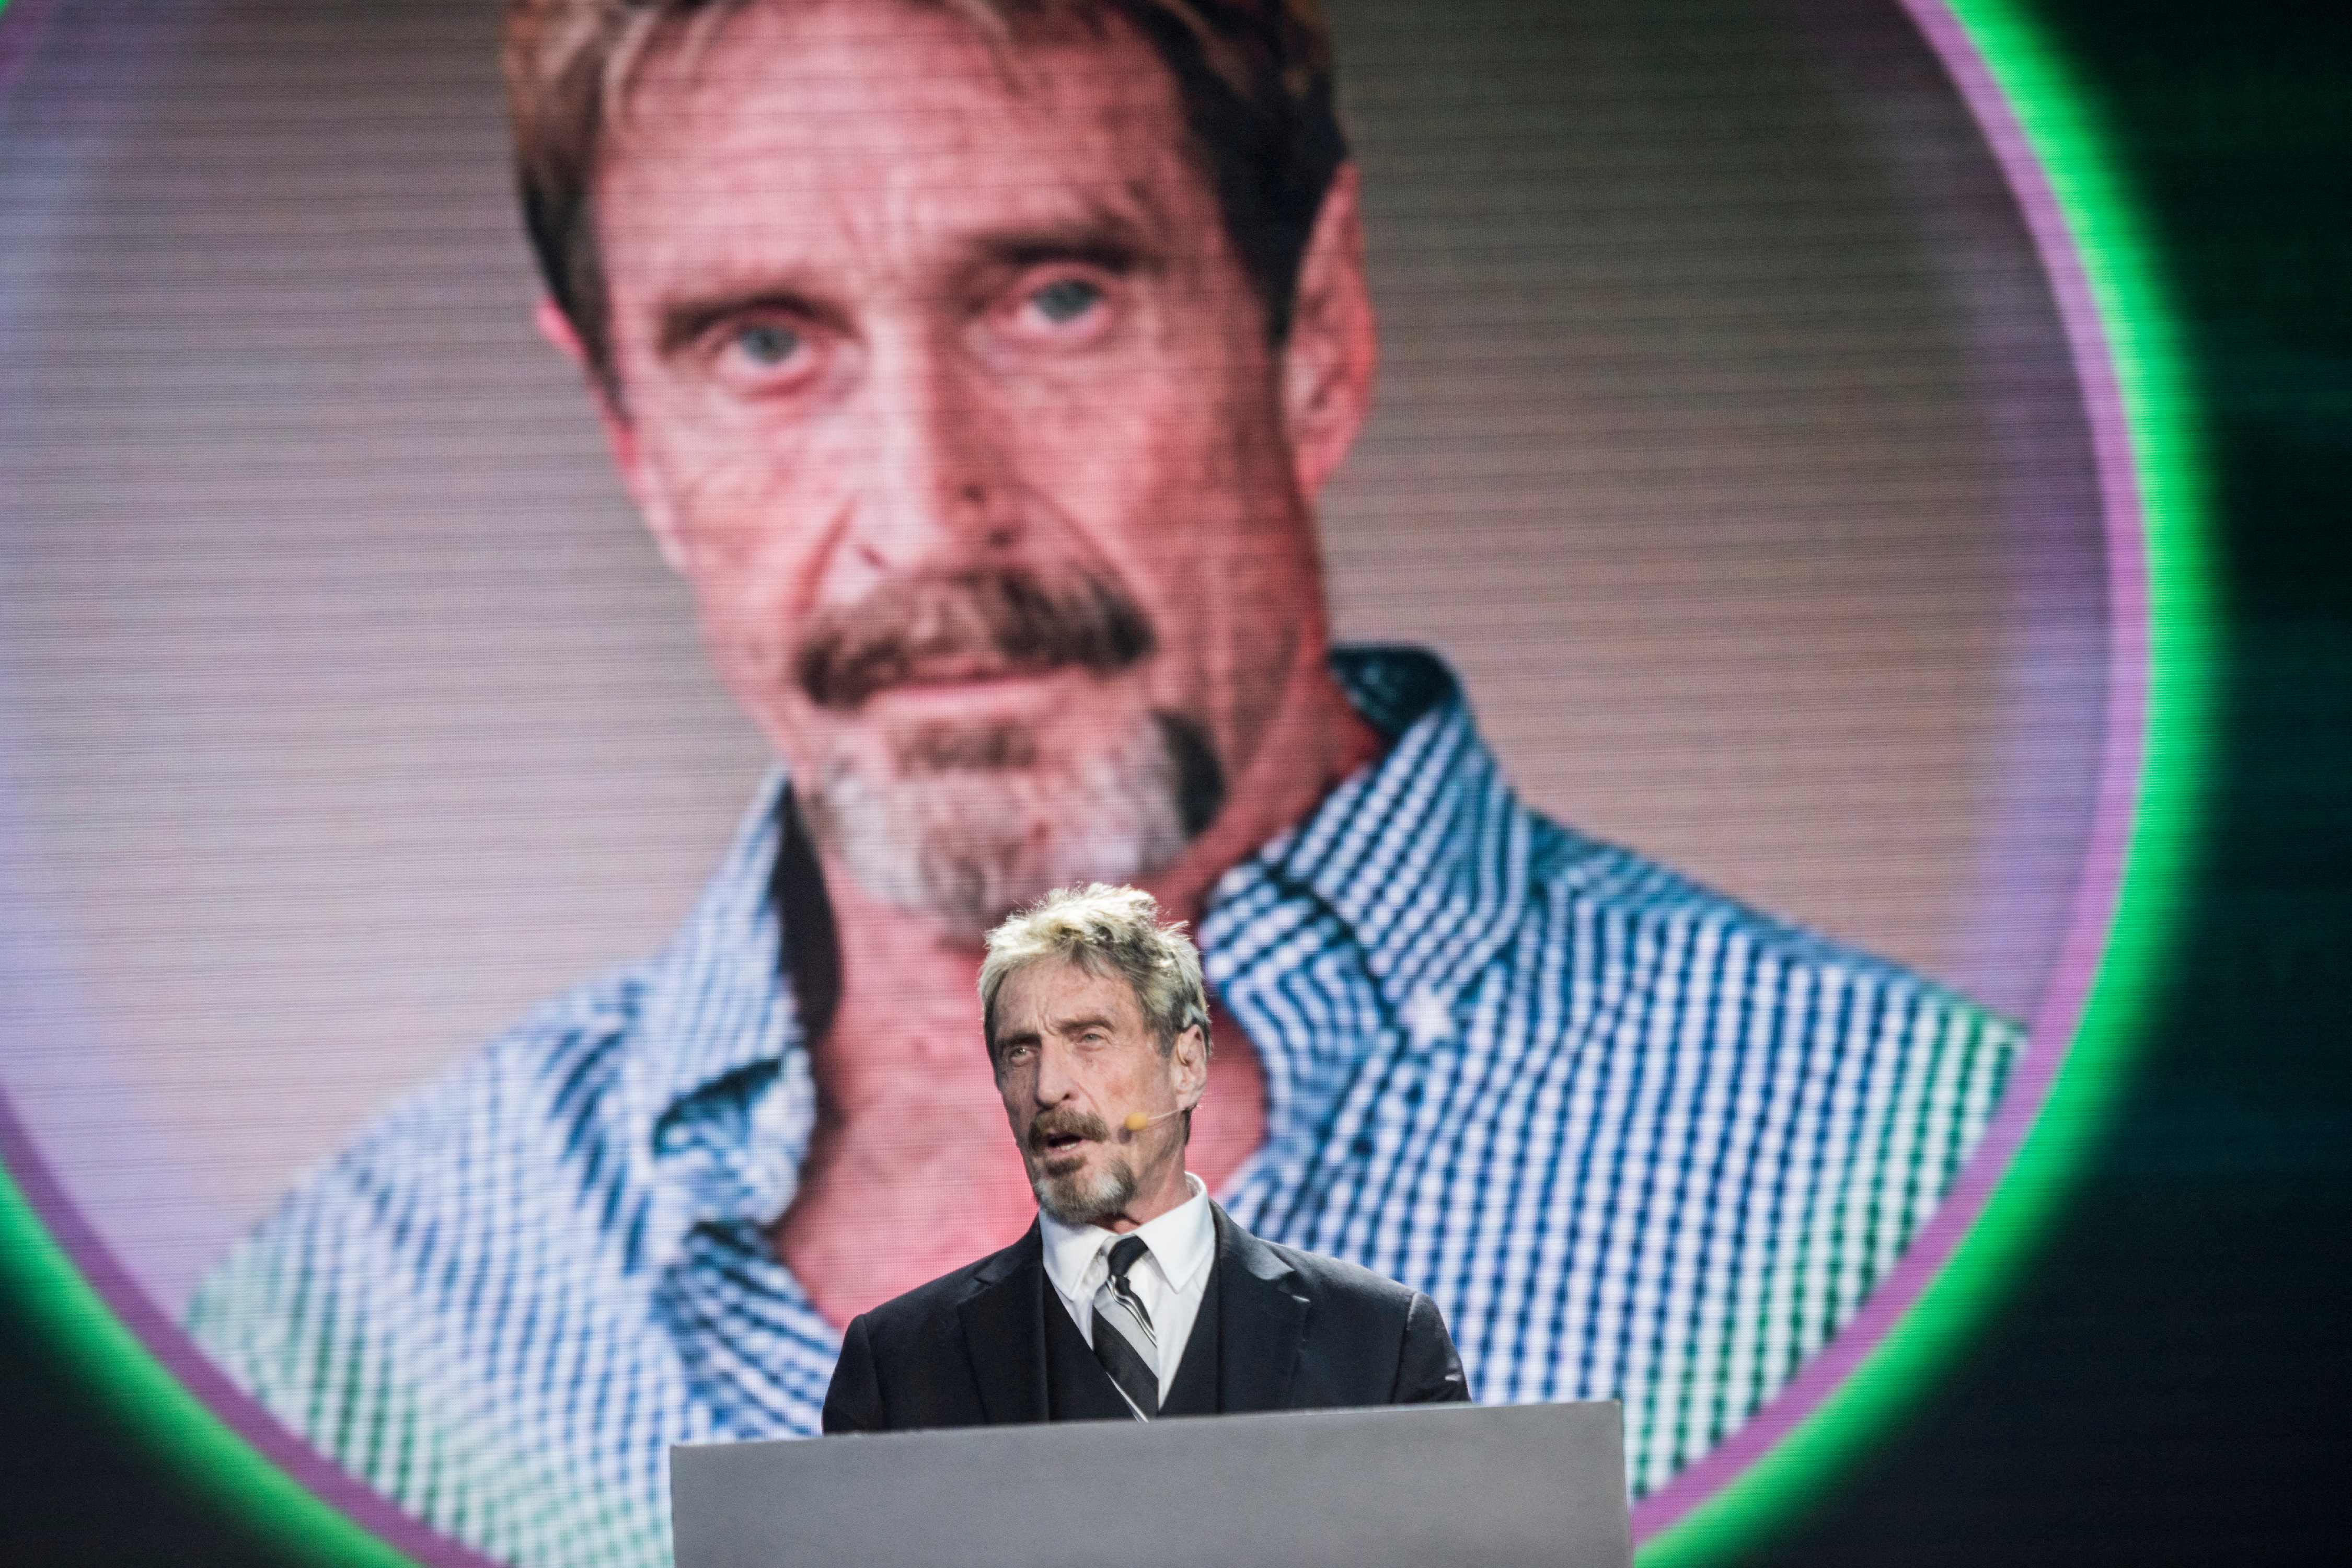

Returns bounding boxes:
[822,1203,1469,1432]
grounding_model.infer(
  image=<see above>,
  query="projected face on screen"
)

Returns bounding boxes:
[0,1,2172,1566]
[567,0,1355,938]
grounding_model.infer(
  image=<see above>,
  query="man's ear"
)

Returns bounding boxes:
[1171,1024,1210,1108]
[535,296,691,576]
[1279,163,1379,500]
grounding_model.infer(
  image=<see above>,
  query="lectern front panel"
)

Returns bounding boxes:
[672,1401,1628,1568]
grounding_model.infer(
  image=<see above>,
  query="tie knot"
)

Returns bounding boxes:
[1106,1234,1149,1283]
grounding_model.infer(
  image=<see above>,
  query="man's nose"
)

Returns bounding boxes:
[841,326,1017,579]
[1032,1039,1081,1109]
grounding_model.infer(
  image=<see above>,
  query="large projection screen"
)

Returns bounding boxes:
[0,1,2163,1565]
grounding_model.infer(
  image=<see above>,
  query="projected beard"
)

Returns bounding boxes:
[792,564,1227,940]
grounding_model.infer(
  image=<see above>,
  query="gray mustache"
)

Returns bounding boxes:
[795,566,1156,711]
[1028,1108,1113,1151]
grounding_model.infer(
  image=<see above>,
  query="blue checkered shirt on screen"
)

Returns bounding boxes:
[188,647,2020,1568]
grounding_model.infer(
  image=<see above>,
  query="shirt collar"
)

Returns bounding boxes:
[1209,648,1529,998]
[1197,648,1562,1129]
[621,770,815,1245]
[1038,1173,1215,1300]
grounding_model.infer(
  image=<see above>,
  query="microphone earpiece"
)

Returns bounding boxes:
[1122,1106,1188,1133]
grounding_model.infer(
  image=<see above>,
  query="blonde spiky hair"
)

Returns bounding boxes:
[978,882,1211,1062]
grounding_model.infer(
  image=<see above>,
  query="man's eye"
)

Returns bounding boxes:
[729,321,802,367]
[1027,278,1102,326]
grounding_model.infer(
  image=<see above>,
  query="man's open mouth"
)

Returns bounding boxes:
[1029,1109,1111,1163]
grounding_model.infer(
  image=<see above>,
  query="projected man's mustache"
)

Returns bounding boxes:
[795,566,1157,711]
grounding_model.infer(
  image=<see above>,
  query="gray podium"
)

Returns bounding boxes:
[672,1401,1629,1568]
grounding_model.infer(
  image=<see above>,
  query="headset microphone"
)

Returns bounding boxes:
[1122,1106,1189,1133]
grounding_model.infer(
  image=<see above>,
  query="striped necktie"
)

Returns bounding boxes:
[1090,1235,1159,1420]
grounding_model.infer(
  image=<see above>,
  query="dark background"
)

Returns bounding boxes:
[1,0,2344,1562]
[1756,2,2352,1562]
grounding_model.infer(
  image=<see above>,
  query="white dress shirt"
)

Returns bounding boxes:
[1037,1172,1216,1389]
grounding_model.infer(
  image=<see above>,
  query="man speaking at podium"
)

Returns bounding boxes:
[823,884,1468,1431]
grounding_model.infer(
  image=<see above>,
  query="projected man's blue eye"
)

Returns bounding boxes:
[734,323,801,365]
[1030,278,1102,324]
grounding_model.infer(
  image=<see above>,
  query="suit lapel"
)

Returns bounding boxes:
[1212,1204,1309,1414]
[955,1223,1050,1425]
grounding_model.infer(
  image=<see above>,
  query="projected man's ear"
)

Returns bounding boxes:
[1278,165,1380,502]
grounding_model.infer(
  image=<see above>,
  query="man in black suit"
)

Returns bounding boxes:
[822,883,1467,1432]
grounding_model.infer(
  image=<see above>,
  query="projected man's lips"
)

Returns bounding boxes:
[893,654,1051,687]
[844,650,1070,705]
[858,654,1092,714]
